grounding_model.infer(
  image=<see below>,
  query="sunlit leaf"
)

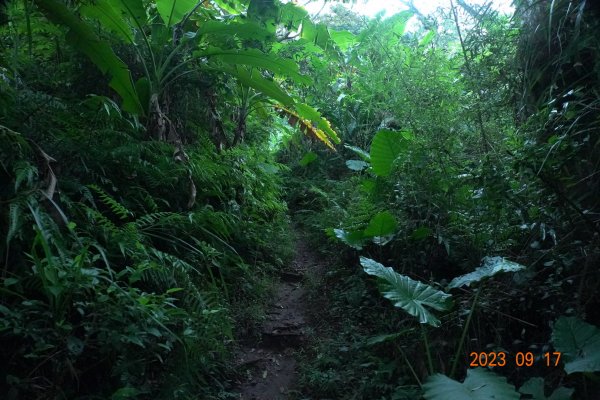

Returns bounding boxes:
[199,47,310,84]
[197,20,274,41]
[156,0,196,26]
[294,103,340,145]
[330,29,357,51]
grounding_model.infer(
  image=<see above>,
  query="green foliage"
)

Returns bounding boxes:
[552,317,600,374]
[447,256,527,289]
[369,129,412,177]
[281,0,600,398]
[155,0,196,26]
[34,0,143,114]
[423,368,520,400]
[360,257,453,327]
[3,0,600,398]
[519,378,574,400]
[363,211,397,238]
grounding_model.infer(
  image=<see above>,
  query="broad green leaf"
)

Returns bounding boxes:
[387,11,414,46]
[80,1,136,43]
[278,2,308,31]
[35,0,142,115]
[299,152,317,166]
[519,377,574,400]
[247,0,280,32]
[3,277,19,286]
[212,0,244,14]
[419,30,436,47]
[301,20,340,60]
[552,316,600,374]
[344,144,370,161]
[411,226,432,240]
[424,369,519,400]
[360,179,377,194]
[360,257,453,327]
[199,47,310,85]
[346,160,369,171]
[447,256,527,289]
[156,0,196,26]
[111,386,142,400]
[222,65,294,106]
[197,20,274,41]
[369,129,411,177]
[363,211,397,237]
[330,29,357,51]
[329,228,365,250]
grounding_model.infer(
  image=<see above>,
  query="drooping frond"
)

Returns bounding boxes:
[275,105,338,150]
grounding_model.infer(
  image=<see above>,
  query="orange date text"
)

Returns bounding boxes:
[468,352,561,367]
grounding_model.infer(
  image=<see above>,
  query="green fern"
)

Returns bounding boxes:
[89,184,133,220]
[6,202,22,245]
[13,160,38,192]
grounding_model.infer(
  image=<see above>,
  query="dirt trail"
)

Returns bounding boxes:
[233,236,318,399]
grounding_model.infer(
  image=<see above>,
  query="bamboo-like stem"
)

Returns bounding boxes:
[421,323,434,375]
[450,286,482,379]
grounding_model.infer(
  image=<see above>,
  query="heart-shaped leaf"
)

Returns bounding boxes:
[360,257,453,327]
[424,368,520,400]
[552,316,600,374]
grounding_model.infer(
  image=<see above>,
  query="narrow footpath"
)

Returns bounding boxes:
[233,236,319,399]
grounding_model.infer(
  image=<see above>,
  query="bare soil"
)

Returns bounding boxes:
[232,237,319,400]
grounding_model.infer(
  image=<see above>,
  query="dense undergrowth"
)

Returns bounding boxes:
[1,0,599,399]
[1,103,293,398]
[280,1,600,399]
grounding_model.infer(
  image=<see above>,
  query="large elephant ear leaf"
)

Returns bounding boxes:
[360,257,453,327]
[552,316,600,374]
[363,211,397,238]
[424,369,520,400]
[519,377,574,400]
[448,256,526,289]
[369,129,412,177]
[35,0,142,115]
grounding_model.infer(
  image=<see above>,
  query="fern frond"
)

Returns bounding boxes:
[82,204,120,233]
[7,202,22,245]
[89,184,133,220]
[13,161,38,192]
